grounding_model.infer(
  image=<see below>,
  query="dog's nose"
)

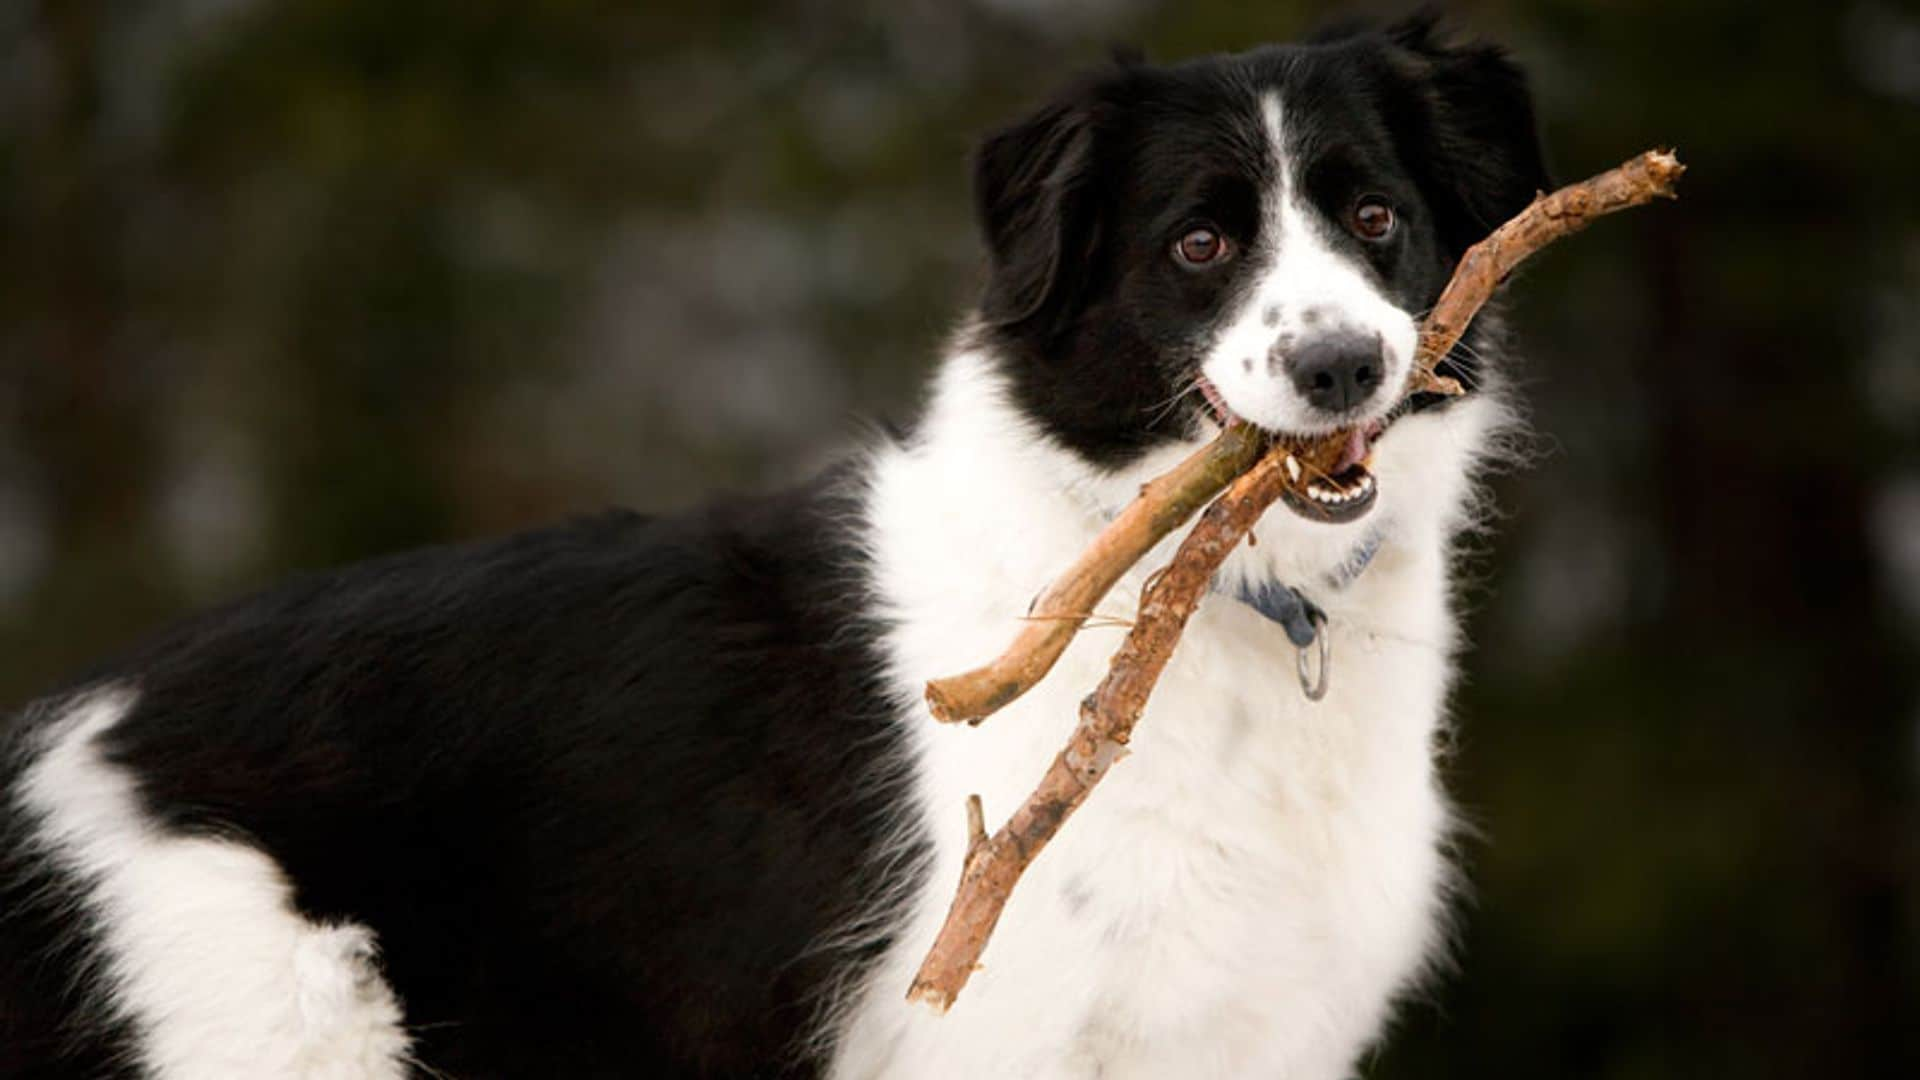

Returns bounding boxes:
[1286,333,1386,413]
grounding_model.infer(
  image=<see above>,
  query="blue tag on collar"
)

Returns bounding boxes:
[1231,579,1322,648]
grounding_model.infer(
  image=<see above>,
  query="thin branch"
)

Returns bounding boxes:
[1410,147,1686,394]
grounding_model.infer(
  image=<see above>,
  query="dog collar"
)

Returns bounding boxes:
[1324,529,1382,591]
[1219,528,1382,702]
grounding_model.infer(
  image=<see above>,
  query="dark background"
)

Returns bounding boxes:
[3,0,1916,1075]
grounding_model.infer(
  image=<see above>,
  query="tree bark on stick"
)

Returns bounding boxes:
[906,149,1684,1013]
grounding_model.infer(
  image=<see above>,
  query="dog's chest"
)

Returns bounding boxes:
[847,472,1456,1078]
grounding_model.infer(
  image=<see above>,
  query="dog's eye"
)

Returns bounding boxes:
[1349,198,1395,241]
[1173,227,1229,267]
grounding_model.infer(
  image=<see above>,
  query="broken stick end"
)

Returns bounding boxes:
[964,794,988,864]
[925,670,1026,726]
[925,678,993,724]
[924,682,960,724]
[1643,148,1687,196]
[905,982,954,1015]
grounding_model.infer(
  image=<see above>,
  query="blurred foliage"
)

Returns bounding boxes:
[1,0,1916,1075]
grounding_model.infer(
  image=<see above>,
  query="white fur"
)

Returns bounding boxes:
[1202,94,1419,437]
[827,91,1506,1080]
[14,690,412,1080]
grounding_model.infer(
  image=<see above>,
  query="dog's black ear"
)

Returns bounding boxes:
[1386,11,1551,255]
[971,89,1103,328]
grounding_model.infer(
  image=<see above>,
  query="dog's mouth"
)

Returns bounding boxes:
[1197,378,1403,525]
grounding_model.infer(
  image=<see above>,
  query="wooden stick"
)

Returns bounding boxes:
[906,149,1685,1012]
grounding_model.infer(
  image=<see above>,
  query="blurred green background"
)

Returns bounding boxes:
[3,0,1916,1075]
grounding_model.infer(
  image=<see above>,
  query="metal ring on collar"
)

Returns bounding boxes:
[1296,611,1330,702]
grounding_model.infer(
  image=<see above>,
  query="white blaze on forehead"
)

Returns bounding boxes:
[1199,90,1418,436]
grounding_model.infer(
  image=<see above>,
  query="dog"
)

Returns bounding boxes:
[0,14,1548,1079]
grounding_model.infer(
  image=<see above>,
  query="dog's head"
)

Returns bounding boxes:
[972,15,1547,525]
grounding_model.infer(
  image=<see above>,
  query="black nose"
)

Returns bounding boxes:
[1287,334,1386,413]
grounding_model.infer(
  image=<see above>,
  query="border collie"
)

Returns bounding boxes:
[0,14,1548,1079]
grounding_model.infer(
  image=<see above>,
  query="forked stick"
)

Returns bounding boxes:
[924,149,1686,728]
[907,149,1686,1012]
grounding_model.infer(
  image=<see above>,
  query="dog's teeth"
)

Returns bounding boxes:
[1285,455,1302,482]
[1306,476,1383,506]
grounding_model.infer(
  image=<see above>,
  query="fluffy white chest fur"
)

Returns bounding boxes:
[830,348,1505,1080]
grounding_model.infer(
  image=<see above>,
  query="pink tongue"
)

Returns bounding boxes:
[1333,427,1370,473]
